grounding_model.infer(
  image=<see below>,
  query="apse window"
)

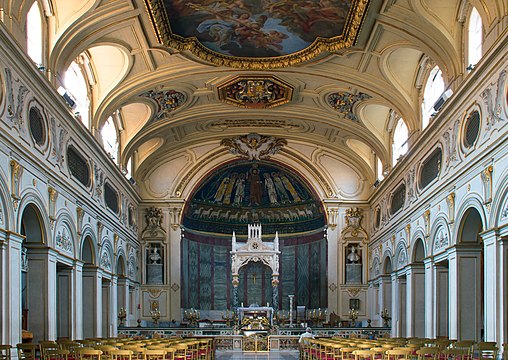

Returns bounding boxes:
[26,1,43,67]
[392,118,408,166]
[62,58,90,127]
[28,106,45,146]
[468,7,483,71]
[464,110,481,148]
[101,115,119,164]
[421,66,445,129]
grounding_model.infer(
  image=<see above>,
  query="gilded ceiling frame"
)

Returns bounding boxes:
[144,0,370,69]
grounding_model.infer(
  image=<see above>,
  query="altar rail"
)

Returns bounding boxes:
[118,327,391,351]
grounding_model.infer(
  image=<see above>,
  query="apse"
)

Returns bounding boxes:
[181,160,327,311]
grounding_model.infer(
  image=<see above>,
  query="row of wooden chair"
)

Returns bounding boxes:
[301,337,505,360]
[0,337,214,360]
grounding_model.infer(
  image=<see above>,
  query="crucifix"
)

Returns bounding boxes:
[252,272,257,284]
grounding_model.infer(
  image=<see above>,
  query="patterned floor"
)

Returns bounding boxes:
[215,350,299,360]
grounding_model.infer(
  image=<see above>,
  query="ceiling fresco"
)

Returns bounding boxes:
[145,0,370,68]
[182,160,326,236]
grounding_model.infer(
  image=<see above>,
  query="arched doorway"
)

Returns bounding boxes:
[20,203,47,341]
[410,239,425,337]
[379,256,392,328]
[455,207,484,341]
[81,235,97,338]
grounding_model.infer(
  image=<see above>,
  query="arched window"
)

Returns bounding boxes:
[376,157,384,182]
[101,115,119,164]
[421,66,445,129]
[392,118,408,166]
[468,7,483,70]
[26,1,43,67]
[62,59,90,127]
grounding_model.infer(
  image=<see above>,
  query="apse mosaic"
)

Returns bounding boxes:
[183,161,325,235]
[145,0,370,68]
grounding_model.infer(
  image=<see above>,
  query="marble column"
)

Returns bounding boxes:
[0,230,24,349]
[232,275,239,310]
[82,266,102,338]
[406,264,425,337]
[26,246,58,342]
[271,276,279,311]
[423,258,435,338]
[73,261,83,340]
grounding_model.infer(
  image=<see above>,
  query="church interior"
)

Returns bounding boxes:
[0,0,507,358]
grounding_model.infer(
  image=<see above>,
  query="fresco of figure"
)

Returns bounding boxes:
[214,176,230,202]
[272,172,290,203]
[264,172,278,204]
[282,174,302,202]
[233,173,246,206]
[249,167,263,205]
[223,172,238,205]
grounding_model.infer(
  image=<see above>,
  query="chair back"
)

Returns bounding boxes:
[17,344,38,360]
[109,349,133,360]
[0,345,12,360]
[77,349,103,360]
[45,349,70,360]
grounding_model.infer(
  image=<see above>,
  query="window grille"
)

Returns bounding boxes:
[67,146,90,186]
[420,148,442,189]
[29,107,45,145]
[105,183,119,213]
[390,184,406,214]
[464,111,480,148]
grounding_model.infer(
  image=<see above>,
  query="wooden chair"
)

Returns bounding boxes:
[341,347,358,360]
[144,350,166,360]
[76,349,103,360]
[477,342,498,360]
[109,350,133,360]
[17,344,38,360]
[353,349,376,360]
[416,347,440,360]
[0,345,12,360]
[502,343,507,360]
[45,349,70,360]
[40,342,60,360]
[385,349,410,360]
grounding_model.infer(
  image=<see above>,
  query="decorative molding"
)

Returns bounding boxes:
[97,221,104,245]
[327,207,339,230]
[171,283,180,292]
[100,250,112,270]
[56,226,73,254]
[347,288,361,297]
[404,224,411,246]
[147,288,164,298]
[114,233,119,255]
[446,192,455,224]
[434,226,449,253]
[424,210,431,236]
[50,117,68,168]
[143,0,371,69]
[10,159,22,210]
[481,165,493,205]
[76,207,85,236]
[48,186,58,228]
[218,76,293,109]
[327,91,371,121]
[5,67,29,128]
[169,206,181,231]
[480,70,506,129]
[94,164,104,200]
[221,133,287,160]
[142,89,185,121]
[343,207,365,237]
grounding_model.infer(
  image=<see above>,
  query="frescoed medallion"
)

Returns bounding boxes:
[145,0,371,68]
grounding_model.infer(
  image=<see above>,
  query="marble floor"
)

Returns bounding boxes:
[215,351,299,360]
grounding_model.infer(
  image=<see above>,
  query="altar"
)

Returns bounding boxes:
[238,306,274,326]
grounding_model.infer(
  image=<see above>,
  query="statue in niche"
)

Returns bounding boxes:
[347,245,361,263]
[346,244,362,284]
[149,247,162,264]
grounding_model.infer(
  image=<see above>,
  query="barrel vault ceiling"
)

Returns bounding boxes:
[43,0,476,202]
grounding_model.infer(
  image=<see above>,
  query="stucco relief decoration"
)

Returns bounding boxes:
[442,120,459,169]
[10,159,23,210]
[372,258,380,277]
[56,226,73,254]
[100,250,112,270]
[327,91,371,121]
[145,207,163,230]
[343,207,364,236]
[5,68,29,128]
[397,248,407,269]
[480,70,506,129]
[94,165,104,199]
[50,118,68,167]
[221,133,287,160]
[218,76,293,109]
[142,90,185,121]
[434,227,449,253]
